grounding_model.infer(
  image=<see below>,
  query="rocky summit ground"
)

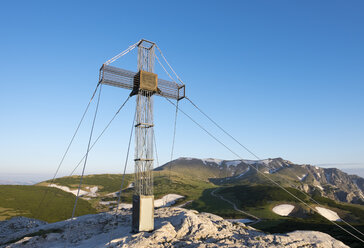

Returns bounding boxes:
[0,208,348,248]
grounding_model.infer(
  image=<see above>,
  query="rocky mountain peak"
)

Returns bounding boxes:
[159,157,364,204]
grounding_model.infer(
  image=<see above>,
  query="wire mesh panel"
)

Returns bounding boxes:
[129,40,157,232]
[99,66,135,90]
[134,89,154,195]
[134,42,155,196]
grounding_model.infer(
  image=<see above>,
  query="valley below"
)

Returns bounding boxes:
[1,157,364,247]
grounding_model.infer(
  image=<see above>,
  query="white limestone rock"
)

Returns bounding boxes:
[1,208,348,248]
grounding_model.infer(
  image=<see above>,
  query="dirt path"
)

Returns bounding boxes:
[211,188,260,225]
[176,200,193,208]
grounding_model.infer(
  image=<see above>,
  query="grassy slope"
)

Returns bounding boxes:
[188,188,247,219]
[39,174,135,194]
[36,171,216,214]
[218,185,311,218]
[227,168,302,188]
[151,170,215,201]
[39,171,215,204]
[156,160,223,180]
[0,185,97,222]
[5,170,364,246]
[36,172,364,220]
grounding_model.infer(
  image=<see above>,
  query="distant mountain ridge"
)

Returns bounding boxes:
[0,173,53,185]
[0,179,38,185]
[156,157,364,205]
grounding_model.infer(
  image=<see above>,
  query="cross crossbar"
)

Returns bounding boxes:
[99,64,185,100]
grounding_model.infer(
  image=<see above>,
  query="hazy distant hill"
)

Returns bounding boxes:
[156,157,364,205]
[342,168,364,178]
[0,179,38,185]
[0,173,53,185]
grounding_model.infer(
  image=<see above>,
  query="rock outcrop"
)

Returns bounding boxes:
[1,208,348,248]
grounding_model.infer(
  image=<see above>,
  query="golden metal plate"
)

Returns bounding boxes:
[137,70,158,92]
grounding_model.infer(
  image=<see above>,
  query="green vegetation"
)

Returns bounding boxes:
[118,171,216,204]
[215,185,311,219]
[311,190,364,222]
[219,184,310,205]
[0,185,96,222]
[189,188,247,218]
[187,183,364,247]
[40,171,215,205]
[40,174,135,194]
[154,171,215,201]
[156,160,223,180]
[3,169,364,247]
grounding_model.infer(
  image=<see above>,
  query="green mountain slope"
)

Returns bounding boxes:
[2,157,364,247]
[0,185,96,222]
[158,157,364,205]
[37,170,215,211]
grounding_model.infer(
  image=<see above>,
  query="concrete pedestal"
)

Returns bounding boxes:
[132,195,154,232]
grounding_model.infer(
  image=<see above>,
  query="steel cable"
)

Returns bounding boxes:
[163,95,364,244]
[35,83,100,221]
[185,96,364,239]
[169,100,179,180]
[68,96,131,176]
[107,109,136,247]
[66,84,103,247]
[105,41,139,65]
[155,45,184,85]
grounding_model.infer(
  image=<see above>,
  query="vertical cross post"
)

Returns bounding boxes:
[132,41,155,232]
[98,39,185,232]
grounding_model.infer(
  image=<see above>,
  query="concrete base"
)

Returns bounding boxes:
[132,195,154,232]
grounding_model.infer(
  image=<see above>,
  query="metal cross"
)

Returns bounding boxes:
[98,39,185,232]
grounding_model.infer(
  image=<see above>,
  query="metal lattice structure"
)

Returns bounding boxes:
[98,39,185,232]
[134,41,155,196]
[99,64,185,100]
[99,40,185,197]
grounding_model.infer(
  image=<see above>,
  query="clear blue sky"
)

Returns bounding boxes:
[0,1,363,177]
